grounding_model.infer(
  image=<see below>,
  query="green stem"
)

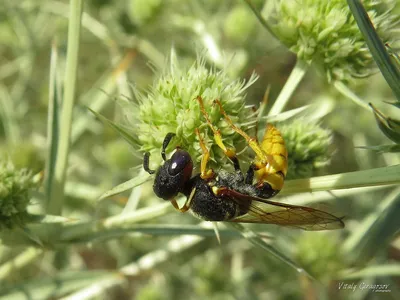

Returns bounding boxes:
[281,164,400,195]
[0,85,20,145]
[48,0,83,215]
[334,81,370,111]
[269,59,309,116]
[243,0,279,41]
[0,248,43,281]
[60,202,172,241]
[120,235,204,276]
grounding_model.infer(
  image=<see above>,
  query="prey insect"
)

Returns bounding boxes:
[143,97,344,230]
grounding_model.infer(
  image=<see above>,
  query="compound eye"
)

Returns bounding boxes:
[168,149,193,176]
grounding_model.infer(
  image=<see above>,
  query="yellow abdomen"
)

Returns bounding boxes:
[254,124,288,191]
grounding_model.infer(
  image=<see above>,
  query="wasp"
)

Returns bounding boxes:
[143,96,344,230]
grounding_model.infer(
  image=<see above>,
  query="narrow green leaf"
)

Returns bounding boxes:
[62,224,244,244]
[98,173,151,200]
[243,0,278,40]
[356,144,400,153]
[342,188,400,261]
[71,50,137,143]
[20,226,43,247]
[228,223,313,279]
[282,164,400,195]
[120,235,203,276]
[339,264,400,280]
[60,202,172,242]
[0,248,43,282]
[48,0,83,215]
[384,100,400,109]
[347,0,400,102]
[26,214,75,224]
[45,39,60,201]
[0,85,20,145]
[370,103,400,143]
[88,107,140,149]
[0,270,118,299]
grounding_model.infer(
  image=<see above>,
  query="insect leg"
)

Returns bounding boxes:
[196,96,241,172]
[213,99,268,164]
[161,132,176,161]
[143,152,155,174]
[169,187,196,212]
[195,128,215,179]
[245,164,255,184]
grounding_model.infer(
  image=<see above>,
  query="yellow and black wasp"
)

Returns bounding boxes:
[143,96,344,230]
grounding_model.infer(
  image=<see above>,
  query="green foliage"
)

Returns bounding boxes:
[266,0,398,82]
[296,232,345,282]
[0,0,399,299]
[128,0,163,26]
[126,54,258,168]
[280,120,332,179]
[224,4,256,44]
[0,162,36,230]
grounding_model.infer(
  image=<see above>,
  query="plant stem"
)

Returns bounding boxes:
[0,248,43,281]
[269,59,309,116]
[243,0,279,41]
[47,0,83,215]
[334,81,370,111]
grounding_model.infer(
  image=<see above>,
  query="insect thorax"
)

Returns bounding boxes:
[189,175,244,221]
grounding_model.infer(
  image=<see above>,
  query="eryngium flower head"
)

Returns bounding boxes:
[124,54,258,169]
[280,120,333,179]
[265,0,398,82]
[0,162,36,230]
[128,0,162,26]
[296,232,344,282]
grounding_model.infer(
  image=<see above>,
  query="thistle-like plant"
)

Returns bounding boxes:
[280,120,333,179]
[0,161,37,230]
[120,53,258,169]
[265,0,398,83]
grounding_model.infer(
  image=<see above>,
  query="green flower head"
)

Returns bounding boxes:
[265,0,398,82]
[296,232,345,282]
[224,4,257,44]
[128,0,162,26]
[280,119,333,179]
[124,52,258,169]
[0,162,37,230]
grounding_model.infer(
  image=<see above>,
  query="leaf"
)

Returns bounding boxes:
[342,188,400,261]
[61,223,244,244]
[88,107,140,149]
[0,270,118,299]
[356,144,400,153]
[44,40,60,202]
[347,0,400,102]
[384,100,400,109]
[281,164,400,195]
[98,173,151,200]
[243,0,278,41]
[339,264,400,280]
[26,214,76,224]
[370,103,400,143]
[227,223,313,279]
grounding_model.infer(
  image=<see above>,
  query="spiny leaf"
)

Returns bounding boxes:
[370,103,400,143]
[88,107,140,149]
[347,0,400,102]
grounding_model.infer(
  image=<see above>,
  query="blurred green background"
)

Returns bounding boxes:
[0,0,399,299]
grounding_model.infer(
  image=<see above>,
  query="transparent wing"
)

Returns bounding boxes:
[219,188,344,231]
